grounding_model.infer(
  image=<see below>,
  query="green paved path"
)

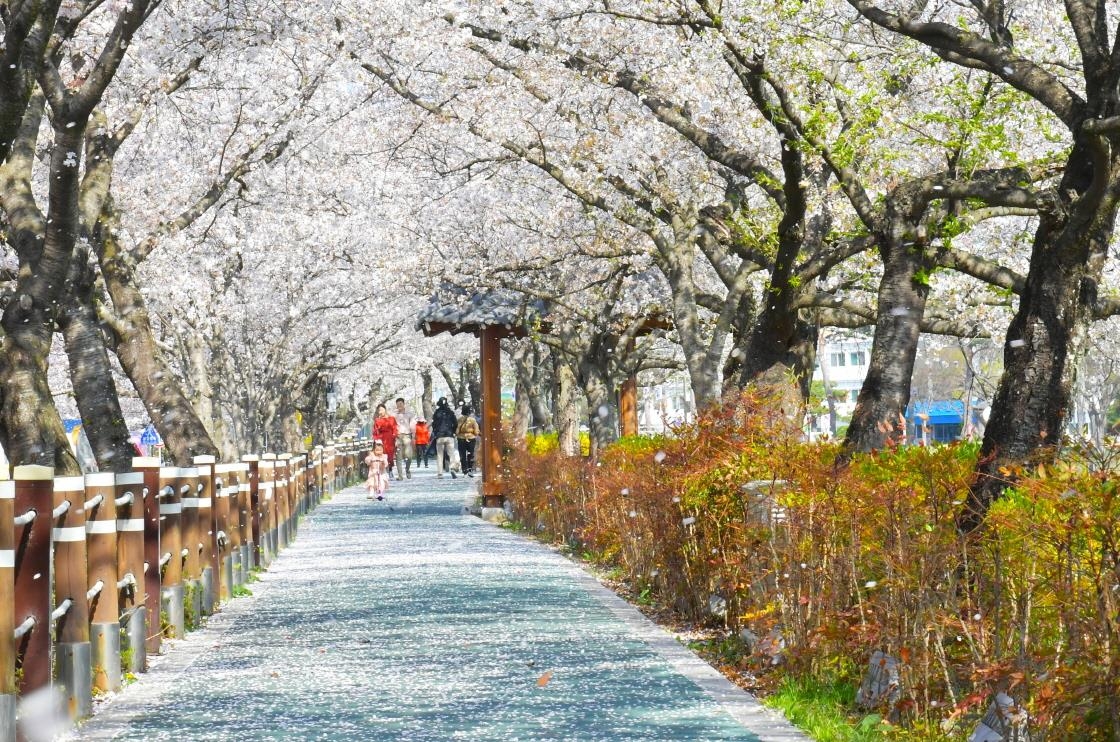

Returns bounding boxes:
[73,471,806,741]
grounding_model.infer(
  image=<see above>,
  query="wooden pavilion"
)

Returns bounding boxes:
[417,287,547,511]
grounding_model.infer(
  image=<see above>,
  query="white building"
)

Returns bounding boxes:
[809,335,873,438]
[639,372,695,434]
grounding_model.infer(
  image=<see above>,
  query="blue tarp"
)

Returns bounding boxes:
[907,400,965,425]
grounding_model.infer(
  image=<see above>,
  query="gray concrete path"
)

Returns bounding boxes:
[70,470,807,741]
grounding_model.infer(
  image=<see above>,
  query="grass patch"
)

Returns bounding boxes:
[763,676,889,741]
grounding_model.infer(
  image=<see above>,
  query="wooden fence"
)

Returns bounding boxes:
[0,439,369,739]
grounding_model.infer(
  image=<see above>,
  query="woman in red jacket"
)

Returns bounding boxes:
[372,403,398,477]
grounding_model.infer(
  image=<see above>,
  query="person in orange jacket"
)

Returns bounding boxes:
[414,418,432,468]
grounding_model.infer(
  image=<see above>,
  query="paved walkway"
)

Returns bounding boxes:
[72,470,806,741]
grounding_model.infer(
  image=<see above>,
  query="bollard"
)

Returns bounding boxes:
[158,467,185,640]
[1,471,15,741]
[131,457,162,657]
[53,476,92,721]
[234,463,251,585]
[192,456,217,615]
[14,465,54,698]
[115,470,146,674]
[84,472,121,693]
[178,467,202,630]
[211,464,236,602]
[241,456,262,568]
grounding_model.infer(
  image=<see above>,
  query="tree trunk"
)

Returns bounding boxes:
[837,237,932,464]
[0,341,81,473]
[510,338,539,443]
[511,377,531,447]
[509,341,536,447]
[665,248,724,406]
[58,255,135,472]
[580,362,619,456]
[732,144,820,414]
[528,352,553,433]
[961,205,1113,533]
[98,227,218,464]
[464,359,481,414]
[0,123,86,474]
[720,291,757,398]
[738,300,818,416]
[435,363,462,408]
[204,327,238,460]
[420,369,434,420]
[553,356,581,456]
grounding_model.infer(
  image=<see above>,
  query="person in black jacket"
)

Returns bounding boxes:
[431,397,460,478]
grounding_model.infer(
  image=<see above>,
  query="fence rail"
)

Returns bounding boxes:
[0,438,366,739]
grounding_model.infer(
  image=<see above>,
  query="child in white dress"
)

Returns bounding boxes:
[365,441,389,500]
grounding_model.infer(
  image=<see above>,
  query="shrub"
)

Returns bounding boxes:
[502,393,1120,738]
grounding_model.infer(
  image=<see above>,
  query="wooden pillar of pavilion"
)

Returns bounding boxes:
[418,286,549,519]
[619,375,639,438]
[479,326,503,508]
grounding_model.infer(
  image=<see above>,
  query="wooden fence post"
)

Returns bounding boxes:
[260,455,281,551]
[52,475,92,720]
[258,457,276,567]
[158,467,185,639]
[327,445,337,496]
[241,456,261,568]
[83,472,120,693]
[114,470,146,674]
[0,471,15,741]
[192,456,217,615]
[178,467,202,629]
[277,454,293,542]
[131,457,162,657]
[222,463,243,590]
[311,447,322,507]
[13,465,55,698]
[293,454,307,520]
[211,464,236,602]
[234,462,251,585]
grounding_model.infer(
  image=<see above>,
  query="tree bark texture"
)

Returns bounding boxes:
[962,183,1116,532]
[837,238,932,464]
[579,358,619,456]
[58,254,135,472]
[509,341,533,447]
[666,248,724,407]
[553,356,581,456]
[420,369,434,420]
[0,123,87,474]
[98,231,218,464]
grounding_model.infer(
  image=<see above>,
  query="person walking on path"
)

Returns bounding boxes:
[414,418,432,468]
[372,404,398,478]
[393,397,417,480]
[456,405,480,477]
[364,441,390,500]
[431,397,459,479]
